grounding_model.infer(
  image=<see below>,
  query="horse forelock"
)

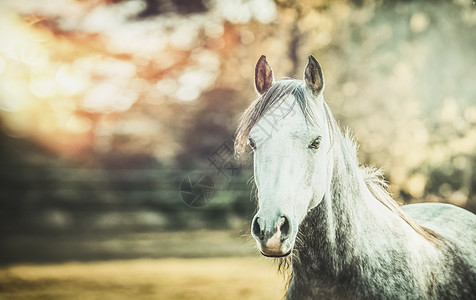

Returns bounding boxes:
[234,79,317,155]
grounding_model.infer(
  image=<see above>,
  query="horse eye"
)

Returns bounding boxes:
[309,137,321,149]
[248,138,256,150]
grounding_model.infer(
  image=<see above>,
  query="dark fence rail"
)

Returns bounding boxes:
[0,165,255,235]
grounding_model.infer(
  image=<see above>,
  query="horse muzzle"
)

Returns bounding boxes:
[251,214,293,257]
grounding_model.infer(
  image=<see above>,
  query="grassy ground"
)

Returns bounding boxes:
[0,257,288,300]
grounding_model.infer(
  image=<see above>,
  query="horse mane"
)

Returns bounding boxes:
[360,165,442,246]
[340,130,441,246]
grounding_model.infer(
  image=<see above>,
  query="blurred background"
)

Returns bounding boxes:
[0,0,475,299]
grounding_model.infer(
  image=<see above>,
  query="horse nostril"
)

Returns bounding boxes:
[279,216,290,239]
[252,217,265,240]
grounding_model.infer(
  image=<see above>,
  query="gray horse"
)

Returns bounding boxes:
[235,55,476,299]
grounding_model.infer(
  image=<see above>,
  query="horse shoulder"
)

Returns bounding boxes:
[402,202,476,295]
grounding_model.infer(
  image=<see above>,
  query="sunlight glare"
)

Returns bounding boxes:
[56,64,89,95]
[0,79,31,112]
[20,44,49,66]
[82,82,139,113]
[176,69,217,101]
[66,115,92,134]
[29,76,57,98]
[0,56,5,75]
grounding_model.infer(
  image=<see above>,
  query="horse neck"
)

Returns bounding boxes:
[293,133,436,280]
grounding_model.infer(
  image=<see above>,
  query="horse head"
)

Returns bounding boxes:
[236,55,335,257]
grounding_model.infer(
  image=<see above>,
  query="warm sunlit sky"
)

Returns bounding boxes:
[0,0,277,156]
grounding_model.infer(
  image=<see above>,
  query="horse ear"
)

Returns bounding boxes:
[304,55,324,96]
[255,55,274,95]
